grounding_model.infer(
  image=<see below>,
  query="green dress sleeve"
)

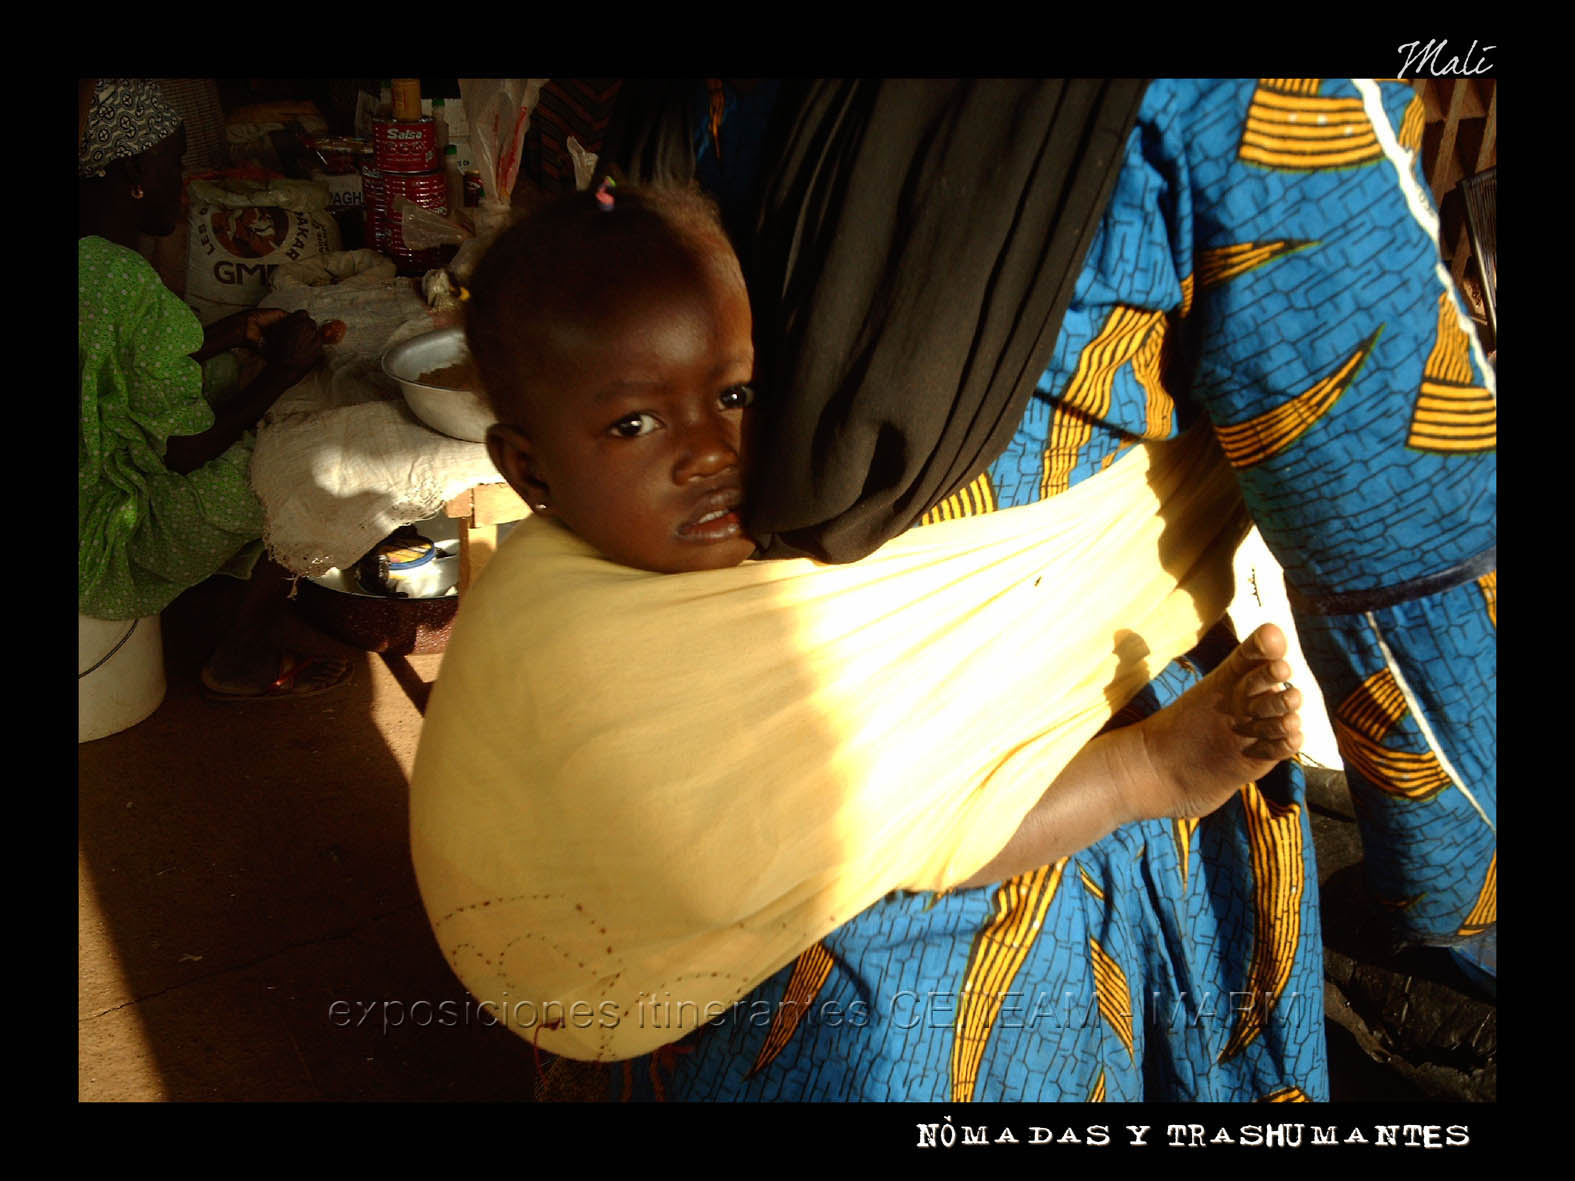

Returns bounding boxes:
[78,236,266,620]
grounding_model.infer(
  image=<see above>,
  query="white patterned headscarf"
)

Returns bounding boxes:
[77,78,182,178]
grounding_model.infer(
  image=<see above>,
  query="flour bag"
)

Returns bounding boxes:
[185,176,341,323]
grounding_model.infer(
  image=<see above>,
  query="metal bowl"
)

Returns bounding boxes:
[380,326,495,443]
[297,566,459,655]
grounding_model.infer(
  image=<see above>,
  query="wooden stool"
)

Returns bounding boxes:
[443,481,530,593]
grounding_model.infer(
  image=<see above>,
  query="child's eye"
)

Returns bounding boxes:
[610,412,660,439]
[719,384,756,410]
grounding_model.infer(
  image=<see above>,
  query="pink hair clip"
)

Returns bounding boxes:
[595,175,616,211]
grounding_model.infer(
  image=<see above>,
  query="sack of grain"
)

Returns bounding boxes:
[185,175,341,323]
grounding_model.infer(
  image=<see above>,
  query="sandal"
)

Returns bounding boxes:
[202,652,354,702]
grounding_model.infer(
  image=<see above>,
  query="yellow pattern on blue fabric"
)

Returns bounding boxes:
[1398,93,1426,154]
[1195,240,1316,291]
[1239,79,1384,170]
[1407,293,1496,453]
[1079,866,1106,901]
[1214,329,1380,469]
[748,940,835,1078]
[1265,1085,1312,1102]
[950,860,1065,1102]
[1041,307,1168,498]
[1334,670,1453,802]
[1173,816,1200,892]
[1219,784,1304,1063]
[1089,935,1136,1062]
[1457,852,1496,937]
[1478,571,1497,628]
[921,471,996,524]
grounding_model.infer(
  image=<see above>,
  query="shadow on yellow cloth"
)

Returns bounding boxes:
[410,427,1248,1060]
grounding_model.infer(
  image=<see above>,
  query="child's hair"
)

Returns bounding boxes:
[466,181,742,424]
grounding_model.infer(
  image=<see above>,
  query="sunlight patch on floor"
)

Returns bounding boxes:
[79,851,169,1101]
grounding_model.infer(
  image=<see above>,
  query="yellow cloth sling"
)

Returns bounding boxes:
[410,428,1248,1060]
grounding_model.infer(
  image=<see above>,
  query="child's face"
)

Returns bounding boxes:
[487,250,758,573]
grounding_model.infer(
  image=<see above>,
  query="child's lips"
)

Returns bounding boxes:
[677,491,745,541]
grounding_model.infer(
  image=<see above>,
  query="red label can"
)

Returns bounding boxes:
[381,169,448,255]
[360,165,387,250]
[373,116,439,174]
[382,170,449,210]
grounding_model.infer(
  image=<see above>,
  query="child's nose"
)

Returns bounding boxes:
[675,414,740,481]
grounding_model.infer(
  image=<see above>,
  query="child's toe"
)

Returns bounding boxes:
[1245,686,1300,718]
[1241,660,1293,700]
[1242,622,1288,663]
[1234,714,1292,741]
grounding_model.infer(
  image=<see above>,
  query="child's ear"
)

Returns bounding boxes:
[486,423,551,513]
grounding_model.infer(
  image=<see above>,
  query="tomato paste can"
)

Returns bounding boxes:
[373,116,439,174]
[360,165,388,250]
[382,169,449,211]
[382,171,447,253]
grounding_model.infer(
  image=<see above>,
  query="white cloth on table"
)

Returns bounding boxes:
[249,278,504,577]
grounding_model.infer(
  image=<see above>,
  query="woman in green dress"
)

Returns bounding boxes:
[78,78,350,699]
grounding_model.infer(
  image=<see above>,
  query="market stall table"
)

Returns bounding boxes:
[248,267,529,595]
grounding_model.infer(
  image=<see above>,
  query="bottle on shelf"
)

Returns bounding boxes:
[444,144,464,216]
[392,78,422,122]
[432,97,449,152]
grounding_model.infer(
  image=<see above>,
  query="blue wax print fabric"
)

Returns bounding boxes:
[615,78,1494,1102]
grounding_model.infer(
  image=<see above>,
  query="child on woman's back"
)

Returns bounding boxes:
[470,182,757,576]
[462,180,1304,878]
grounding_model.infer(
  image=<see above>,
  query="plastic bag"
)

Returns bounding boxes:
[188,174,332,214]
[566,135,599,192]
[397,200,471,251]
[458,78,546,209]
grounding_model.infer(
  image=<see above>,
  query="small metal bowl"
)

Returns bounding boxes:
[297,568,458,655]
[380,326,495,443]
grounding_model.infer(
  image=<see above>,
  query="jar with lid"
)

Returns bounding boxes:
[391,78,422,122]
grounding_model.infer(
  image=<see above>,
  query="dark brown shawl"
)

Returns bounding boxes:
[600,78,1148,563]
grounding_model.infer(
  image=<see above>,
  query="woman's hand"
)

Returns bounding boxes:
[260,309,324,377]
[165,310,324,475]
[198,307,289,360]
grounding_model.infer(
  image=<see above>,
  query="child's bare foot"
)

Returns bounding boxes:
[1105,623,1304,822]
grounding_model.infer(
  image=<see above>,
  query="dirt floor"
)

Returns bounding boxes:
[78,576,543,1101]
[78,576,1494,1103]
